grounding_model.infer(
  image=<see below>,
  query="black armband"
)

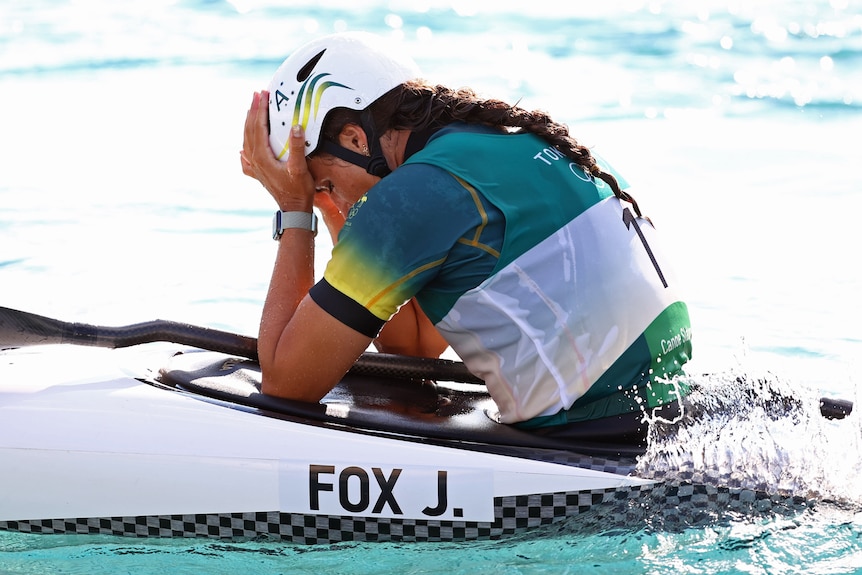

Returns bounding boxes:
[308,278,386,339]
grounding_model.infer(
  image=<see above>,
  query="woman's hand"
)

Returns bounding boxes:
[241,90,314,212]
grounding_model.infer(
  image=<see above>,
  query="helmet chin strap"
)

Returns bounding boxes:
[317,139,373,172]
[360,111,394,178]
[316,122,441,179]
[316,139,392,178]
[316,113,393,178]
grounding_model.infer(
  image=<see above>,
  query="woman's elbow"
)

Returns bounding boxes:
[259,357,340,403]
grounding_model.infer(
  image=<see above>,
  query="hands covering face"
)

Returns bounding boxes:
[240,90,314,214]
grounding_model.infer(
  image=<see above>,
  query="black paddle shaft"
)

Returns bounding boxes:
[0,306,482,384]
[0,306,258,357]
[0,306,850,415]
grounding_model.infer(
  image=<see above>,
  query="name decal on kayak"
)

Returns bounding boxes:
[279,462,494,522]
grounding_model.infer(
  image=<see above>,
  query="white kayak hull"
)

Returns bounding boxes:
[0,346,658,542]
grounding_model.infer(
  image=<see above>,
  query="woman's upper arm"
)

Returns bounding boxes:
[259,295,373,402]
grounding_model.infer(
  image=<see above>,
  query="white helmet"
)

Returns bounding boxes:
[268,32,421,161]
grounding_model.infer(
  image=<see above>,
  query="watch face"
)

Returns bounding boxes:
[272,211,281,240]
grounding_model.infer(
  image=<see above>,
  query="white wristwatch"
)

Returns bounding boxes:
[272,211,318,240]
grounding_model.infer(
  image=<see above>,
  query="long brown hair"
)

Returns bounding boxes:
[321,80,642,215]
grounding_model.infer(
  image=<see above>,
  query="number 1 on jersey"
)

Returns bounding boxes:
[623,207,668,288]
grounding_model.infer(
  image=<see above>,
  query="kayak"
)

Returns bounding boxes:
[0,344,655,543]
[0,308,852,543]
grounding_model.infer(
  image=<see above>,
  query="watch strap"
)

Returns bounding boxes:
[272,210,318,240]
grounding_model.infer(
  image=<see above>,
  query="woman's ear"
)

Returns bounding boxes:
[338,124,370,156]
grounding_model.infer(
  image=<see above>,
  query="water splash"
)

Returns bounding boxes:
[638,367,862,506]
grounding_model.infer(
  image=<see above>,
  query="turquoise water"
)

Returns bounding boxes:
[2,0,862,572]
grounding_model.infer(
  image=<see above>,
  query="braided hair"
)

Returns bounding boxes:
[321,80,642,215]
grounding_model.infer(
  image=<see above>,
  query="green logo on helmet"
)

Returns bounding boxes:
[274,73,352,158]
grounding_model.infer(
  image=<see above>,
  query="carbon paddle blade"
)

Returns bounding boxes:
[0,306,73,348]
[820,397,853,420]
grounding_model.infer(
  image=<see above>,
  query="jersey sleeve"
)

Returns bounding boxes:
[308,163,488,336]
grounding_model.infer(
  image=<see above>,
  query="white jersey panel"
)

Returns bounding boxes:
[436,196,681,423]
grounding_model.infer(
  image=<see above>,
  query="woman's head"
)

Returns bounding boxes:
[267,32,420,163]
[271,32,631,210]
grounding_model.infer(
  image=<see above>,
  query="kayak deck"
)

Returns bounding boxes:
[157,350,648,460]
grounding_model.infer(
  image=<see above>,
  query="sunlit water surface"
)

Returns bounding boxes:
[1,1,861,573]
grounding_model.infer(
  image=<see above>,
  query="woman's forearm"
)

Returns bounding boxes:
[374,298,449,358]
[258,228,316,372]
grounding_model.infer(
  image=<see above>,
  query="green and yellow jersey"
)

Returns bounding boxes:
[309,124,692,425]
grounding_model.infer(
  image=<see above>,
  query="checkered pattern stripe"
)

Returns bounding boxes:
[0,482,813,543]
[531,450,639,476]
[639,482,812,528]
[0,486,648,543]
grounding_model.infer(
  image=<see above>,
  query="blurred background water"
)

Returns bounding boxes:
[1,0,862,573]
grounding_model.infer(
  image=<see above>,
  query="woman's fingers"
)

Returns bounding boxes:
[246,91,271,164]
[241,91,268,178]
[286,124,307,174]
[240,91,315,210]
[286,124,311,180]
